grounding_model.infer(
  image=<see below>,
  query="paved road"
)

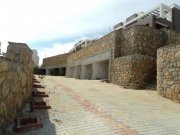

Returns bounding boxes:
[5,76,180,135]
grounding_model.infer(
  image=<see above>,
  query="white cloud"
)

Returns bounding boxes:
[0,0,179,62]
[0,0,138,42]
[0,0,103,42]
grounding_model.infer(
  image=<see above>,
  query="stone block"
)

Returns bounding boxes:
[0,61,8,72]
[167,51,175,60]
[174,84,180,93]
[175,50,180,58]
[20,73,27,87]
[177,61,180,68]
[0,102,7,116]
[7,72,14,80]
[0,73,5,85]
[2,81,10,98]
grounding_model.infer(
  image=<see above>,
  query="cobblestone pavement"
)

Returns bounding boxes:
[5,76,180,135]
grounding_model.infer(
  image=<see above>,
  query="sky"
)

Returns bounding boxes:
[0,0,180,66]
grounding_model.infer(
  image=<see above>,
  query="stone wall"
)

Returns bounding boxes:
[0,42,33,132]
[42,53,71,67]
[111,54,156,89]
[114,26,167,58]
[67,32,115,64]
[157,45,180,103]
[111,26,166,88]
[111,26,180,89]
[166,30,180,45]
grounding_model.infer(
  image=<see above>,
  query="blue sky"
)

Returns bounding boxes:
[0,0,180,65]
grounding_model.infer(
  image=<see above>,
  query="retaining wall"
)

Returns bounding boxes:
[157,45,180,103]
[111,26,165,88]
[67,32,115,64]
[111,54,156,89]
[114,26,167,58]
[42,53,71,67]
[0,42,33,132]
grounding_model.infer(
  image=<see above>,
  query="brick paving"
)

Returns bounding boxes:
[5,76,180,135]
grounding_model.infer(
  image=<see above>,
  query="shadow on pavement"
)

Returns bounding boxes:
[4,76,57,135]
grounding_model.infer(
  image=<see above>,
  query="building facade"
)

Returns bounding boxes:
[41,53,71,76]
[114,4,180,33]
[32,49,39,67]
[41,3,180,102]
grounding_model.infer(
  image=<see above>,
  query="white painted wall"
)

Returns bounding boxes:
[73,65,81,78]
[32,49,39,67]
[92,60,109,80]
[68,66,75,78]
[80,65,86,79]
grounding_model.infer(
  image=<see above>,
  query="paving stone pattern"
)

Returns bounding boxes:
[5,76,180,135]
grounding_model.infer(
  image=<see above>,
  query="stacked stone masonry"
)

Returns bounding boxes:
[111,55,156,89]
[111,26,166,88]
[43,53,71,67]
[157,45,180,103]
[67,32,115,64]
[111,26,180,89]
[114,26,167,58]
[42,26,180,102]
[0,42,33,132]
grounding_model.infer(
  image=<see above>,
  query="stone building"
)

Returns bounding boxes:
[42,3,180,103]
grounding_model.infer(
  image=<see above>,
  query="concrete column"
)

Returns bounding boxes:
[86,64,92,80]
[108,58,111,82]
[73,66,77,78]
[92,60,109,80]
[66,67,70,77]
[92,63,98,80]
[80,65,86,79]
[46,68,52,75]
[68,67,75,78]
[45,68,49,75]
[59,67,66,76]
[73,65,81,79]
